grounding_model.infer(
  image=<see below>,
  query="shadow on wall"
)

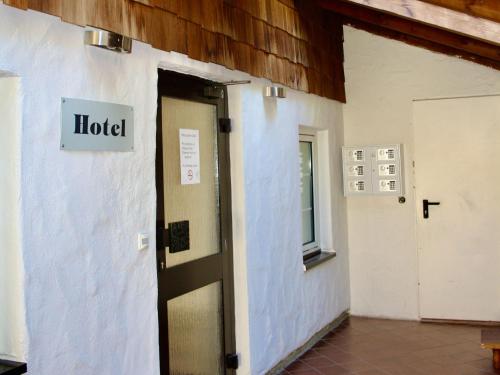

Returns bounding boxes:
[263,87,280,120]
[0,73,26,362]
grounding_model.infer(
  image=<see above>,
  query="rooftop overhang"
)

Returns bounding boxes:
[1,0,498,102]
[420,0,500,24]
[317,0,500,71]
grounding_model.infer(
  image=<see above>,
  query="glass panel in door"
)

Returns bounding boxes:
[161,97,220,268]
[167,281,224,375]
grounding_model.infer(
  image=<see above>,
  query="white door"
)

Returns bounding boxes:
[414,95,500,322]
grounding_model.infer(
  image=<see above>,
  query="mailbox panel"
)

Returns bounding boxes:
[343,144,404,197]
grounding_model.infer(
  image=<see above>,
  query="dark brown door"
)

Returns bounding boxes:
[156,70,236,375]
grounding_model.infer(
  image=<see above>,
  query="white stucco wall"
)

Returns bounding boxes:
[0,4,350,374]
[233,85,349,374]
[343,26,500,320]
[0,75,25,361]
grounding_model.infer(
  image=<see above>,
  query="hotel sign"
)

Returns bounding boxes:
[61,98,134,151]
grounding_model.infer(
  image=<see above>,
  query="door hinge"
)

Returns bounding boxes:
[204,86,224,99]
[156,222,168,250]
[219,118,232,133]
[226,353,239,369]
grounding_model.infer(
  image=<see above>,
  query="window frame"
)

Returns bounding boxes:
[299,132,321,257]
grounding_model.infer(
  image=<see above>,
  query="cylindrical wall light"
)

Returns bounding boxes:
[84,30,132,53]
[264,86,286,98]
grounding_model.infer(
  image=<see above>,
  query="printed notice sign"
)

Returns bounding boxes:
[179,128,200,185]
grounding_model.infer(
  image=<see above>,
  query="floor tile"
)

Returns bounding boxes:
[286,317,498,375]
[314,364,352,375]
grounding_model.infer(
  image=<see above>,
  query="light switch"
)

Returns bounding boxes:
[138,233,149,251]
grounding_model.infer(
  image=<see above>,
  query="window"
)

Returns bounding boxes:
[299,133,320,258]
[299,129,337,269]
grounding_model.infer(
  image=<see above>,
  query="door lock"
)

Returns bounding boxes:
[423,199,440,219]
[157,220,190,252]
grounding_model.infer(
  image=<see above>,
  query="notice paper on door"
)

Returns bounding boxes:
[179,128,200,185]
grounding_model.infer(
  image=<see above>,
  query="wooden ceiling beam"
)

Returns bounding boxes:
[331,0,499,45]
[317,0,500,69]
[344,16,500,71]
[420,0,500,24]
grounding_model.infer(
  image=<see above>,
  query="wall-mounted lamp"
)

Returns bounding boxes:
[84,30,132,53]
[264,86,286,98]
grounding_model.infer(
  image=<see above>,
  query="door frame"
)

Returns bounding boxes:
[155,69,236,374]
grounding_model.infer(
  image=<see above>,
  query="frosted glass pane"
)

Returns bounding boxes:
[167,281,224,375]
[162,97,220,267]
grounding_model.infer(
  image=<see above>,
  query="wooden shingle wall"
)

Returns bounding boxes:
[3,0,346,102]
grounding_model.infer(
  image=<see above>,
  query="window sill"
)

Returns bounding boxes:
[303,250,336,271]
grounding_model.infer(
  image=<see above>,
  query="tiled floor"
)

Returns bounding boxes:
[283,317,499,375]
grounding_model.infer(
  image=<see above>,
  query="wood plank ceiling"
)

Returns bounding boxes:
[420,0,500,23]
[335,0,500,44]
[1,0,346,102]
[317,0,500,71]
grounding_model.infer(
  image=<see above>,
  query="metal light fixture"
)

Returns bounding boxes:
[264,86,286,98]
[84,30,132,53]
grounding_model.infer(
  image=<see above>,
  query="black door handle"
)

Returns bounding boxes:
[423,199,440,219]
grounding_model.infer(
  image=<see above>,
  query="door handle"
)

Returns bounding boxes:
[423,199,440,219]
